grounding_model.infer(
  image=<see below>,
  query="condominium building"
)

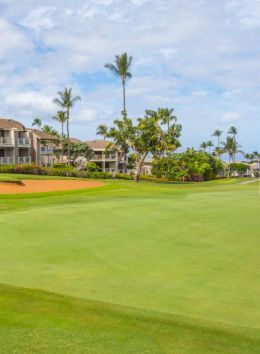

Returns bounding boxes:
[0,119,128,172]
[86,140,128,173]
[0,119,57,166]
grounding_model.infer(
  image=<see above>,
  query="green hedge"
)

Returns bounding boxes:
[0,164,113,179]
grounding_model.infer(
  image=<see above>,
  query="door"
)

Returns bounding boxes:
[0,149,4,157]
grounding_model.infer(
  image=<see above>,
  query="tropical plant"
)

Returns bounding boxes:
[70,143,94,167]
[221,136,243,177]
[97,124,108,140]
[206,140,214,153]
[42,125,59,137]
[53,111,67,162]
[105,53,133,114]
[200,142,208,152]
[99,108,182,181]
[32,118,42,128]
[212,129,222,148]
[53,88,81,164]
[151,149,223,181]
[86,161,100,172]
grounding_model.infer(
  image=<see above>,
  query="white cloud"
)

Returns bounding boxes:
[4,91,55,116]
[222,112,241,122]
[0,0,259,148]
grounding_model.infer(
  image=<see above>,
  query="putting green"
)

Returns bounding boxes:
[0,177,259,353]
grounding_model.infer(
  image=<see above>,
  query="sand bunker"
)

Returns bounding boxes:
[0,179,105,194]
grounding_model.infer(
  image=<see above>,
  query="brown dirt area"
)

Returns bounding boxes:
[0,179,105,194]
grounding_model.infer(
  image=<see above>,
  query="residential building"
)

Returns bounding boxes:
[0,118,128,172]
[0,119,58,166]
[86,140,128,173]
[0,119,32,165]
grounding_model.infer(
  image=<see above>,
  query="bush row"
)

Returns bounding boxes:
[0,164,114,179]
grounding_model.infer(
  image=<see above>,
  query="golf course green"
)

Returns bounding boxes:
[0,176,259,353]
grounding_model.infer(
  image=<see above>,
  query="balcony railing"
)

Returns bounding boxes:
[0,157,15,165]
[40,146,53,154]
[18,138,31,147]
[92,154,117,161]
[0,137,14,146]
[18,156,31,164]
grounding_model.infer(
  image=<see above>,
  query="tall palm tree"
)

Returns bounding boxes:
[53,111,67,162]
[206,140,214,153]
[212,129,222,148]
[97,124,108,140]
[200,142,207,152]
[105,53,133,114]
[228,126,238,159]
[32,118,42,128]
[53,88,81,164]
[222,136,243,177]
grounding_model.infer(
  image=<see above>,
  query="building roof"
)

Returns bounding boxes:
[0,118,26,130]
[31,129,58,140]
[85,140,111,150]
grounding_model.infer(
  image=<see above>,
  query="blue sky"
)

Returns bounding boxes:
[0,0,259,152]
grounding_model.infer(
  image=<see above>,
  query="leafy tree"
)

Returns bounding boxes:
[152,149,223,182]
[97,108,181,181]
[105,53,133,114]
[86,161,100,172]
[70,143,94,167]
[32,118,42,128]
[229,162,249,177]
[53,88,81,164]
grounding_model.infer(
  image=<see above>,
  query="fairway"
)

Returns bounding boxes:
[0,178,260,353]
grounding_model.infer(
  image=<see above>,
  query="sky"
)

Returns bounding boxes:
[0,0,259,152]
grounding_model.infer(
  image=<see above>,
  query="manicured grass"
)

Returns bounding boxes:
[0,177,260,353]
[0,174,21,183]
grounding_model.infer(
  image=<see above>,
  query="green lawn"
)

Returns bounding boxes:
[0,177,259,353]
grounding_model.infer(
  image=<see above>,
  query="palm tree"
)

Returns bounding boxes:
[212,129,222,148]
[53,111,67,162]
[222,136,243,177]
[200,142,207,152]
[105,53,133,114]
[206,140,214,153]
[42,125,59,137]
[97,124,108,140]
[32,118,42,128]
[53,88,81,164]
[228,126,238,160]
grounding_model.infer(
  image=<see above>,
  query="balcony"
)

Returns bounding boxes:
[40,146,53,155]
[0,137,14,146]
[92,154,117,161]
[0,157,15,165]
[18,156,31,164]
[18,138,31,147]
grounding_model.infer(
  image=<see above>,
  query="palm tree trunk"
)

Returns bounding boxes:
[67,108,70,165]
[122,80,126,114]
[61,122,64,163]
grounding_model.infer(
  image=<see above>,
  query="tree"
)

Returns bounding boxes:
[42,125,59,137]
[53,111,67,162]
[105,53,133,114]
[227,127,238,161]
[200,142,207,152]
[206,140,214,153]
[70,143,94,167]
[53,88,81,164]
[97,124,108,140]
[151,149,223,182]
[32,118,42,128]
[212,130,222,149]
[100,108,181,182]
[222,136,243,177]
